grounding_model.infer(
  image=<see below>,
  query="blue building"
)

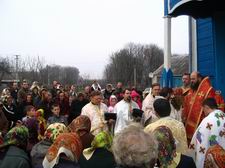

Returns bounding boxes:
[164,0,225,97]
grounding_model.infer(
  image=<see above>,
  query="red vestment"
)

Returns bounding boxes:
[184,77,215,141]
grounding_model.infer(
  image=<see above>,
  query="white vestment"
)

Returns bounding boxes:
[189,109,225,168]
[114,100,139,134]
[81,102,108,135]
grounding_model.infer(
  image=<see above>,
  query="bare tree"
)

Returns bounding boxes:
[0,57,11,81]
[103,43,163,88]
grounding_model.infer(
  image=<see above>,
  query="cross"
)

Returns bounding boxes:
[219,114,224,120]
[189,144,195,150]
[206,123,213,130]
[199,146,205,154]
[219,130,225,137]
[197,91,204,97]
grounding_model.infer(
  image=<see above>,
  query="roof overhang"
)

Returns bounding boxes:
[165,0,225,18]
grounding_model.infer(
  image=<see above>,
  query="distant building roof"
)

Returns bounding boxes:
[153,55,189,76]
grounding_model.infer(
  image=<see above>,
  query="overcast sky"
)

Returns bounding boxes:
[0,0,188,79]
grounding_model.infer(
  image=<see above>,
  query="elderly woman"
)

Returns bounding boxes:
[112,124,157,168]
[79,131,116,168]
[0,125,31,168]
[153,126,196,168]
[42,133,82,168]
[68,115,94,149]
[31,123,68,168]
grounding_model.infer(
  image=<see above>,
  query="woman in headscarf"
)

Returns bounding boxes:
[79,131,116,168]
[68,115,94,149]
[31,123,68,168]
[204,144,225,168]
[0,125,31,168]
[42,133,82,168]
[131,90,142,109]
[154,126,196,168]
[108,95,117,113]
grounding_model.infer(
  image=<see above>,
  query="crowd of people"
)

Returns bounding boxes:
[0,71,224,168]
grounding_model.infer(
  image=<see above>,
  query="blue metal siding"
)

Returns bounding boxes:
[196,18,216,85]
[169,0,182,8]
[213,11,225,97]
[164,0,169,16]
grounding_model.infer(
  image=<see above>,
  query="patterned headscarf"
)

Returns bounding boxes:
[204,144,225,168]
[68,115,91,133]
[36,109,44,118]
[43,133,83,168]
[83,131,113,160]
[154,126,180,168]
[0,126,29,149]
[44,123,68,143]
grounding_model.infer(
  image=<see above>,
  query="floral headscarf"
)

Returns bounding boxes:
[68,115,91,133]
[43,133,83,168]
[83,131,113,160]
[0,126,29,149]
[154,126,181,168]
[204,144,225,168]
[44,123,68,143]
[36,109,44,118]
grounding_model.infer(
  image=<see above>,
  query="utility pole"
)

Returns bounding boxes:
[14,55,20,81]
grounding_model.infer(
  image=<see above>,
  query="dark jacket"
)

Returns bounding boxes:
[0,110,8,135]
[10,89,18,104]
[18,101,33,119]
[155,154,196,168]
[0,146,31,168]
[2,104,19,128]
[31,139,52,167]
[34,158,80,168]
[37,100,52,120]
[79,148,116,168]
[176,154,196,168]
[68,99,89,123]
[103,89,114,100]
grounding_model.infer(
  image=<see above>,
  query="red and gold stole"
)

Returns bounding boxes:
[185,77,215,141]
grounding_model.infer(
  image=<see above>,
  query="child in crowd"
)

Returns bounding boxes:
[47,104,68,126]
[22,105,36,123]
[35,109,47,141]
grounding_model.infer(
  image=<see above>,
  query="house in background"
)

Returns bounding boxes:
[163,0,225,97]
[153,55,188,87]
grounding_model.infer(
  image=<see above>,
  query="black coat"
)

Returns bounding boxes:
[0,146,31,168]
[31,140,52,167]
[68,99,89,124]
[2,104,19,127]
[79,148,116,168]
